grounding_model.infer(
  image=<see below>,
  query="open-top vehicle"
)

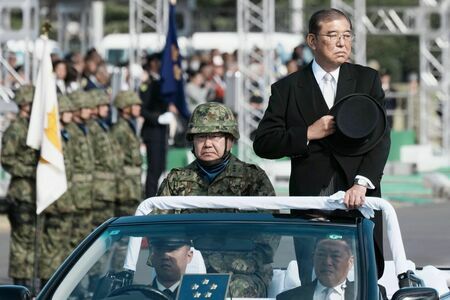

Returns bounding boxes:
[1,194,449,299]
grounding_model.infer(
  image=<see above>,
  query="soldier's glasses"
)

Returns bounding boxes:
[194,133,226,142]
[316,32,354,43]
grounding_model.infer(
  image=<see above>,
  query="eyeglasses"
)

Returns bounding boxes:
[315,32,354,43]
[194,133,225,142]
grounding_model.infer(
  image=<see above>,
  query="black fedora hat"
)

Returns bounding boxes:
[327,93,387,156]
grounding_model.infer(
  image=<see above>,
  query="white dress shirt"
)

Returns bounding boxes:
[313,280,347,300]
[311,60,375,190]
[312,60,340,109]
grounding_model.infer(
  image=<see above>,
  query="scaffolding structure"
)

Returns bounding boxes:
[332,0,450,154]
[236,0,275,163]
[129,0,167,90]
[0,0,39,85]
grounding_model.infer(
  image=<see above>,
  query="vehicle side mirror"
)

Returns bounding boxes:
[391,287,439,300]
[0,285,32,300]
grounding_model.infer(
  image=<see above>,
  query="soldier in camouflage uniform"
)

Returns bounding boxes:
[0,85,38,289]
[87,89,122,227]
[111,91,143,216]
[39,94,77,284]
[68,90,95,247]
[157,102,277,298]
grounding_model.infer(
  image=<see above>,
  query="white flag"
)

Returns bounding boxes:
[27,35,67,214]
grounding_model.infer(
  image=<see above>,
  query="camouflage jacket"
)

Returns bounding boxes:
[1,116,38,203]
[44,125,76,214]
[157,155,275,196]
[87,119,123,201]
[111,117,142,201]
[157,155,277,297]
[65,122,94,209]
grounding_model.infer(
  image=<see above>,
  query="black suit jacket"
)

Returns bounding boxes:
[276,280,355,300]
[139,78,169,144]
[253,62,390,196]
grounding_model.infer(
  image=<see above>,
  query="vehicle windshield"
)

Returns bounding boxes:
[52,216,359,300]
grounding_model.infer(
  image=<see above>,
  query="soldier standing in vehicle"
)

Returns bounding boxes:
[39,94,77,286]
[1,85,38,289]
[112,91,143,216]
[68,90,95,247]
[157,102,276,298]
[87,89,123,227]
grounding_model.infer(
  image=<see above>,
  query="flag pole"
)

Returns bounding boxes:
[32,20,51,295]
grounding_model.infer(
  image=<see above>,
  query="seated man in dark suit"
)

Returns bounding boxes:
[277,236,355,300]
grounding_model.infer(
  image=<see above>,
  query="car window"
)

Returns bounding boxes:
[53,218,359,300]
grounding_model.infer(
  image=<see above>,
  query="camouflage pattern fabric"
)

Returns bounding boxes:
[157,155,276,298]
[69,90,93,110]
[111,117,142,216]
[186,102,239,141]
[1,116,38,279]
[58,94,75,113]
[157,155,274,197]
[65,122,94,246]
[40,124,77,279]
[90,89,110,106]
[14,85,34,106]
[114,91,141,109]
[87,119,122,226]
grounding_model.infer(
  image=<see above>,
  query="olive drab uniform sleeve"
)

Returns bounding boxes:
[88,119,124,226]
[111,117,142,216]
[39,125,77,280]
[1,117,39,280]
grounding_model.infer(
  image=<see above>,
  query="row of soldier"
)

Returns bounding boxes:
[1,85,144,289]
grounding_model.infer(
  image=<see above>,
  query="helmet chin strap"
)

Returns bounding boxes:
[193,137,232,167]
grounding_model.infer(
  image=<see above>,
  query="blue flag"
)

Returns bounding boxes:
[177,273,231,300]
[160,3,190,119]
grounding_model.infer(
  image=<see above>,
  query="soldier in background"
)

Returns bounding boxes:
[39,94,77,286]
[68,90,95,247]
[157,102,276,298]
[87,89,123,227]
[111,91,143,216]
[0,85,38,289]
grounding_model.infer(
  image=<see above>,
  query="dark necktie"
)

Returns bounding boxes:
[163,288,174,298]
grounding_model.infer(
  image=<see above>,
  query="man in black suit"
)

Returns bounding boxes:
[277,237,355,300]
[253,9,390,206]
[140,53,178,197]
[253,8,390,282]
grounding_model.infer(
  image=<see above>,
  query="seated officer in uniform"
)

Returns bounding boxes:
[103,236,193,300]
[147,236,194,298]
[277,236,355,300]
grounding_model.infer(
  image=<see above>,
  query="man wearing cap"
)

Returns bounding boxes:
[148,236,193,297]
[112,90,143,216]
[253,8,390,205]
[157,102,276,298]
[39,94,77,286]
[277,236,355,300]
[103,237,193,300]
[68,90,95,247]
[1,85,38,289]
[139,52,178,198]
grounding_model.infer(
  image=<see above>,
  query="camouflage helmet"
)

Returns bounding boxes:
[14,85,34,106]
[114,90,141,109]
[58,94,75,113]
[68,90,94,110]
[87,89,109,106]
[95,90,110,106]
[83,90,98,108]
[186,102,239,141]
